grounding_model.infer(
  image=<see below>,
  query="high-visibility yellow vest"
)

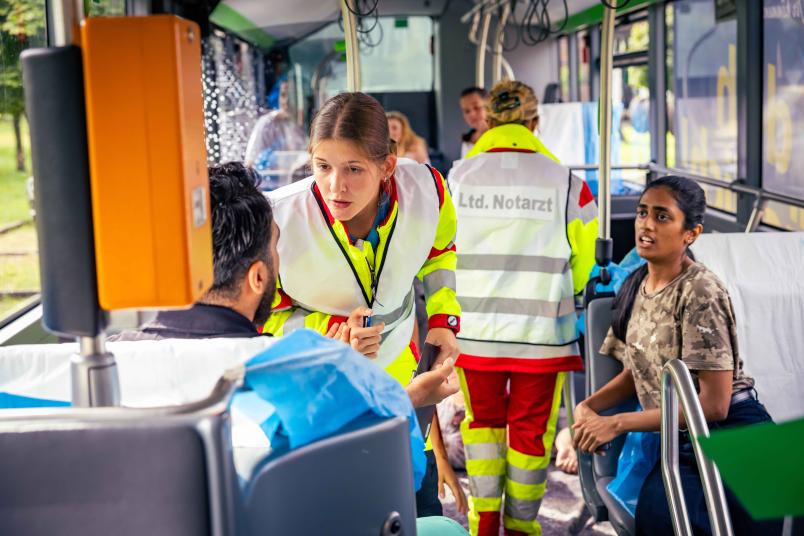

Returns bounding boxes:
[269,160,442,370]
[448,150,582,373]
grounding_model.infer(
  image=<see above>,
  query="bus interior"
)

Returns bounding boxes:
[0,0,802,534]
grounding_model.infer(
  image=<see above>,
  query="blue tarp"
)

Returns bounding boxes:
[239,329,427,489]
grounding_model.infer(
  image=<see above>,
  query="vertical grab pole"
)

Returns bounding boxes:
[476,9,492,88]
[340,0,361,92]
[32,0,119,406]
[491,2,511,84]
[595,5,616,283]
[661,372,693,536]
[662,360,734,536]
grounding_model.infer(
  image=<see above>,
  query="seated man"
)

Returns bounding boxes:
[112,162,457,409]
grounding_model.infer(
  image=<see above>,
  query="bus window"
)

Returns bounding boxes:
[667,0,739,214]
[612,16,650,183]
[0,0,47,324]
[576,29,591,101]
[290,16,434,111]
[204,32,263,164]
[762,0,804,231]
[558,35,570,102]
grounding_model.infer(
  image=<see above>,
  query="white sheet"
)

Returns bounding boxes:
[0,337,277,406]
[691,232,804,422]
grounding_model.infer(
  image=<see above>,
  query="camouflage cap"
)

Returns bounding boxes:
[487,80,538,127]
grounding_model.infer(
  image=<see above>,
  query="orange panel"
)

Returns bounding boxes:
[81,16,212,310]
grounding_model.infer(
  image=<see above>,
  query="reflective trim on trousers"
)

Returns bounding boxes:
[504,496,543,522]
[422,268,456,296]
[468,474,504,499]
[506,465,547,486]
[458,296,576,318]
[465,441,505,460]
[458,253,569,274]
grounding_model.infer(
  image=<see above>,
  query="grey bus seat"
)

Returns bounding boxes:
[581,295,638,536]
[0,371,242,536]
[244,415,416,536]
[0,338,419,535]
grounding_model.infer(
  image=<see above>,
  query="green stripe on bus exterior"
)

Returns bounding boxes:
[209,3,275,49]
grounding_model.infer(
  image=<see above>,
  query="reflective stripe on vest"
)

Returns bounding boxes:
[270,160,441,369]
[448,151,578,358]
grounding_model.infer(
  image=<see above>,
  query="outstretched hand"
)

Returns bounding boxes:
[406,358,459,408]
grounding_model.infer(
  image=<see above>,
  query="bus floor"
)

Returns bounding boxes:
[439,463,617,535]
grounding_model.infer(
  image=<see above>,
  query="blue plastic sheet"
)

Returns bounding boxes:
[240,329,427,490]
[606,429,660,517]
[577,247,646,335]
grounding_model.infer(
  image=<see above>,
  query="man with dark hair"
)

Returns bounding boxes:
[113,163,278,339]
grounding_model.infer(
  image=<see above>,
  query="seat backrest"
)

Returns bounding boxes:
[244,415,416,536]
[585,296,637,478]
[0,374,240,536]
[691,232,804,422]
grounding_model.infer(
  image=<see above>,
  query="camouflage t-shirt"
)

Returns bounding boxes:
[600,263,754,410]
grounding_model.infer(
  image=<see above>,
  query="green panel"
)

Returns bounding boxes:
[563,0,656,33]
[209,3,275,50]
[697,417,804,519]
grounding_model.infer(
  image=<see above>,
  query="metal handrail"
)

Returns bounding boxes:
[340,0,361,92]
[491,2,511,84]
[475,9,492,88]
[597,6,616,241]
[661,359,733,536]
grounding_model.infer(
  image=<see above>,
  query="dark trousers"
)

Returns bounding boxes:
[635,398,784,536]
[415,450,443,518]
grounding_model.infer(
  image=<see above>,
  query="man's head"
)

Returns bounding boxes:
[459,86,488,132]
[204,162,278,325]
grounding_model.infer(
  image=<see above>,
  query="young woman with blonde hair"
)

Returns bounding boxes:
[387,110,430,164]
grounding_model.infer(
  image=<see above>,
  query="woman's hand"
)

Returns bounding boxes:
[435,451,468,515]
[425,328,460,366]
[573,400,598,423]
[572,414,621,454]
[340,307,385,359]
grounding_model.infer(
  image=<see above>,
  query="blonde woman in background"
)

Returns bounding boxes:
[387,111,430,164]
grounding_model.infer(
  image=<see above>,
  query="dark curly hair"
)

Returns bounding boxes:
[206,162,273,298]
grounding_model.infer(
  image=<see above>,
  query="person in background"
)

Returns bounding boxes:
[244,75,307,189]
[449,80,598,536]
[459,87,488,158]
[574,176,781,536]
[265,92,468,518]
[387,111,430,164]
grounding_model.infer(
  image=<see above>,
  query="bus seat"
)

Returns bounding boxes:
[244,415,415,536]
[691,232,804,422]
[0,371,242,536]
[581,295,638,535]
[0,337,418,535]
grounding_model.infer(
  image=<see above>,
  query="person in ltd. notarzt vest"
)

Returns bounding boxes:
[447,80,598,536]
[264,92,468,517]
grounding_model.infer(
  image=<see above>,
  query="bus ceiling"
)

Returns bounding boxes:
[201,0,643,52]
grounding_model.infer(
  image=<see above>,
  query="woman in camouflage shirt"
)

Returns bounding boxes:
[572,176,780,536]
